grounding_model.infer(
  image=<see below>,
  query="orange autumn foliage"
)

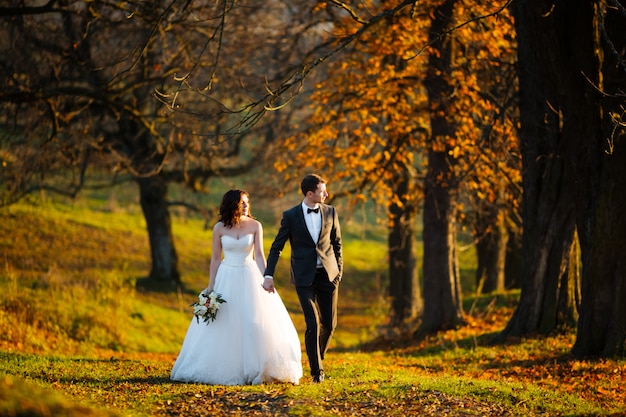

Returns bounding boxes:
[272,0,520,229]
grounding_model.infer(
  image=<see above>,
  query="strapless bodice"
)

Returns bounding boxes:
[220,234,254,266]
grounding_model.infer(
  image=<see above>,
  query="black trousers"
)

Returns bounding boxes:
[295,268,339,376]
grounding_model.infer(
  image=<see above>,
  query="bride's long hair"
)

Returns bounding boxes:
[218,189,252,228]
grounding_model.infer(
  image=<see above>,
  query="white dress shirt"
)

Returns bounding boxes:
[302,202,321,243]
[302,202,323,267]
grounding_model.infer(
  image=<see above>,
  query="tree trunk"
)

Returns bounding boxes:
[475,211,508,294]
[419,148,464,334]
[416,0,464,337]
[388,164,422,327]
[138,175,181,286]
[574,143,626,356]
[560,229,581,329]
[504,228,522,289]
[573,1,626,357]
[497,0,585,341]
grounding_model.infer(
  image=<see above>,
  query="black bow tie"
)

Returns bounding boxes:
[307,207,319,214]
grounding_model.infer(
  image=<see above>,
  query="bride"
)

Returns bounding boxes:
[170,189,302,385]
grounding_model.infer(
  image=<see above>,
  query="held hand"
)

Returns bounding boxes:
[262,277,275,293]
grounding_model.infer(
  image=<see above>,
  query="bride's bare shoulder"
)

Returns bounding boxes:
[213,221,227,234]
[241,217,262,233]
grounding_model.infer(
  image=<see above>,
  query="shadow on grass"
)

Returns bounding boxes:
[357,329,530,355]
[135,276,198,297]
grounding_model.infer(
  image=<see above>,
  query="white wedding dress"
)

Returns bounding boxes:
[170,234,302,385]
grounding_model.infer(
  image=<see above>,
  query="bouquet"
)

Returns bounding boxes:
[191,291,227,324]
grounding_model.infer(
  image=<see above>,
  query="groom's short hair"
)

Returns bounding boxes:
[301,174,326,195]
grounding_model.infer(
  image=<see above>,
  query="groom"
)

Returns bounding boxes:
[263,174,343,383]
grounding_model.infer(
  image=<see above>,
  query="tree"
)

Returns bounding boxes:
[499,0,599,340]
[419,0,465,333]
[388,161,423,326]
[501,0,626,357]
[572,0,626,357]
[419,0,519,334]
[0,0,317,286]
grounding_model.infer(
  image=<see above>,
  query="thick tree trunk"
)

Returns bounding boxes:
[388,165,422,327]
[501,153,576,336]
[138,175,180,286]
[419,148,464,334]
[573,1,626,357]
[574,144,626,356]
[416,0,464,337]
[498,0,581,340]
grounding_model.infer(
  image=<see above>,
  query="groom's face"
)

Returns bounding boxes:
[309,183,328,205]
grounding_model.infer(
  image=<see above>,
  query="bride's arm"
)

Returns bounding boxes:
[255,221,274,293]
[253,220,267,274]
[207,223,222,292]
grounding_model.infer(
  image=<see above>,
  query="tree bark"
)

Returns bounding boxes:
[419,148,464,334]
[560,230,581,329]
[475,210,508,294]
[388,164,422,327]
[138,175,180,286]
[573,0,626,357]
[504,228,522,289]
[574,142,626,356]
[497,0,581,340]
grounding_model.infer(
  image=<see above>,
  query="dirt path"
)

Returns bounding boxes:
[161,388,521,416]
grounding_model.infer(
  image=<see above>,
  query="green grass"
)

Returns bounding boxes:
[1,195,624,416]
[0,348,613,416]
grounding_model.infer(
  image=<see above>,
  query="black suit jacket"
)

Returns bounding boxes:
[265,203,342,286]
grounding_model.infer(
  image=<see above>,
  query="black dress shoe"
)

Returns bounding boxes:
[312,371,325,383]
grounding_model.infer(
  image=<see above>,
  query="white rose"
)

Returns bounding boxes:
[193,305,208,316]
[198,293,208,305]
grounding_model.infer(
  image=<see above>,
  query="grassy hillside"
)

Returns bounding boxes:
[1,194,625,416]
[0,192,389,356]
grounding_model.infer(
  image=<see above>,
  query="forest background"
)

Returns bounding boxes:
[1,0,626,415]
